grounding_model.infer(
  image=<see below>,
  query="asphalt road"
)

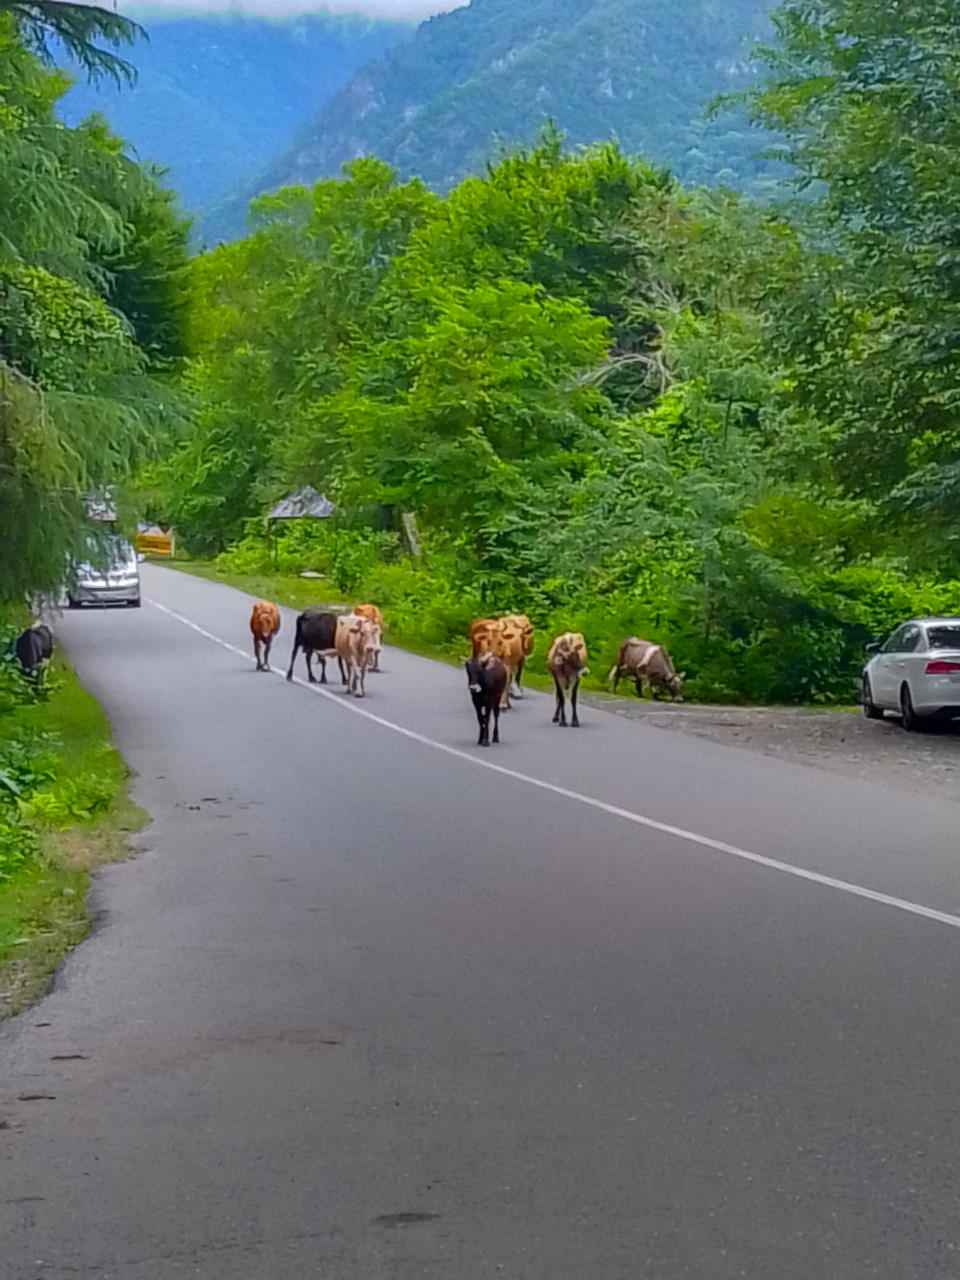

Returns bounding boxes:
[4,564,960,1279]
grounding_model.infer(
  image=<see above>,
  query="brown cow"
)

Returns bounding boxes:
[487,620,524,710]
[353,603,383,671]
[249,601,280,672]
[469,617,500,657]
[501,613,534,696]
[608,637,684,701]
[547,632,588,728]
[335,613,375,698]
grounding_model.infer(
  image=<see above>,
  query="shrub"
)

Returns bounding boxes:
[18,772,115,827]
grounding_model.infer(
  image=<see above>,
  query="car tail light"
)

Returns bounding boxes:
[925,660,960,674]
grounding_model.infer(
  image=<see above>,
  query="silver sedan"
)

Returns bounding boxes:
[861,616,960,730]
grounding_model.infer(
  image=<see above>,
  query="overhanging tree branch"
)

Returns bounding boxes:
[1,1,143,84]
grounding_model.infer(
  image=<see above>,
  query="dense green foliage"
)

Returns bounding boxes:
[0,13,189,603]
[0,611,116,882]
[210,0,783,242]
[748,0,960,570]
[59,12,411,222]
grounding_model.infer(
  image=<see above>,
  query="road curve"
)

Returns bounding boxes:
[3,562,960,1279]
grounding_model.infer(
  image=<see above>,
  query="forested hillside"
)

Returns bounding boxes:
[58,11,410,215]
[209,0,779,242]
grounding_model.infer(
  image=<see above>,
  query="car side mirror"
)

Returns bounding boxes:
[865,642,880,656]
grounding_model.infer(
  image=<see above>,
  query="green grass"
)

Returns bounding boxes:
[0,652,145,1018]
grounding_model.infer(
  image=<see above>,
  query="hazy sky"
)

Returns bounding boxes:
[127,0,465,17]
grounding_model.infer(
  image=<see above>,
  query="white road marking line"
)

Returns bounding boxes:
[148,595,960,934]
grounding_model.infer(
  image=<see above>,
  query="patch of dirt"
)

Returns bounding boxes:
[579,691,960,800]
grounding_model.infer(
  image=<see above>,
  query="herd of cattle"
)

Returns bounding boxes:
[251,601,684,748]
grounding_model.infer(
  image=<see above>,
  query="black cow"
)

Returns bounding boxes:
[286,610,339,684]
[15,624,53,684]
[464,651,507,747]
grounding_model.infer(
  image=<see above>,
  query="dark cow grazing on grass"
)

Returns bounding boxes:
[249,601,280,671]
[547,632,587,728]
[286,610,339,684]
[608,637,685,701]
[464,651,507,747]
[15,624,53,685]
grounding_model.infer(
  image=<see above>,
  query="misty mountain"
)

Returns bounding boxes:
[204,0,779,242]
[58,11,411,215]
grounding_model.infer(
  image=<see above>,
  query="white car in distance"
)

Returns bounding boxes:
[68,536,141,609]
[861,617,960,730]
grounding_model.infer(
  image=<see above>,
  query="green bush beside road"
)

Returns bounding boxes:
[0,617,144,1018]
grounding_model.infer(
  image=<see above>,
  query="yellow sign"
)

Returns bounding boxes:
[135,530,173,556]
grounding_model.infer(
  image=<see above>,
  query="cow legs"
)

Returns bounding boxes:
[262,634,273,670]
[475,702,489,746]
[355,663,366,698]
[608,664,621,694]
[552,677,566,726]
[491,702,501,744]
[570,677,580,728]
[285,643,299,682]
[510,657,524,700]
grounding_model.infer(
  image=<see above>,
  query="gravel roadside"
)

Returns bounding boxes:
[579,691,960,801]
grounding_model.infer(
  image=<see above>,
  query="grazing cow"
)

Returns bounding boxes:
[353,603,383,671]
[464,651,507,747]
[249,600,280,671]
[335,613,376,698]
[286,610,339,684]
[547,632,587,728]
[15,624,53,684]
[608,637,685,701]
[501,613,534,696]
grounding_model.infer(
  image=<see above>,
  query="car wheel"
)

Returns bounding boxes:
[67,598,81,609]
[900,683,924,732]
[128,597,141,609]
[861,675,883,720]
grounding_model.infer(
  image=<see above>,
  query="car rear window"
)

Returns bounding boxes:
[926,626,960,650]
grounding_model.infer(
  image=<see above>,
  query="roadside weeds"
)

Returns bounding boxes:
[0,654,145,1020]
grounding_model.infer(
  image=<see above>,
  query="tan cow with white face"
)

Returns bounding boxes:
[547,632,588,728]
[335,613,376,698]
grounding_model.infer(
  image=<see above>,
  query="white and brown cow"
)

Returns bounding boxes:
[608,637,684,701]
[335,613,376,698]
[547,632,588,728]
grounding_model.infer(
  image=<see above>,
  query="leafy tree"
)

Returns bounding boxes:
[749,0,960,562]
[0,17,179,602]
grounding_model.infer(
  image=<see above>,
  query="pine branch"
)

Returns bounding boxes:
[1,1,144,84]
